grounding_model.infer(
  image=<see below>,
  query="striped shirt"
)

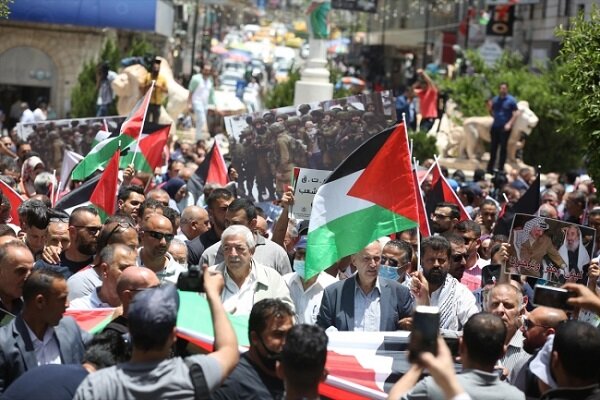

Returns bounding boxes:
[499,329,529,375]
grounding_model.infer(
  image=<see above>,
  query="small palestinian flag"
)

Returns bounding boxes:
[305,124,419,280]
[0,179,24,226]
[194,141,228,186]
[55,174,101,213]
[65,309,115,334]
[424,161,471,229]
[494,173,540,236]
[89,148,120,221]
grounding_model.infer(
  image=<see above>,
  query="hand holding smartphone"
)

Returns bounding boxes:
[408,306,440,363]
[533,285,575,311]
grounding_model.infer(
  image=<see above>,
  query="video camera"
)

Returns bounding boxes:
[176,265,204,293]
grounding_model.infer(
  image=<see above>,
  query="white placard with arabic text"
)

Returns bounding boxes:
[292,168,331,220]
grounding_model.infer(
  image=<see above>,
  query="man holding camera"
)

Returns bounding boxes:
[74,269,239,399]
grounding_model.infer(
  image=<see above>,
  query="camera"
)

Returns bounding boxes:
[408,306,440,363]
[176,265,204,292]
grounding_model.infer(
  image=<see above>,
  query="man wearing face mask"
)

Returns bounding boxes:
[379,240,413,284]
[211,299,294,400]
[283,237,337,324]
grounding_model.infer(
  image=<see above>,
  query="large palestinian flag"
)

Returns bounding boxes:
[89,148,120,221]
[305,124,419,279]
[67,292,407,399]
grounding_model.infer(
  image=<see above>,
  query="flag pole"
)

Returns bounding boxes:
[131,81,155,166]
[414,157,421,271]
[51,169,57,207]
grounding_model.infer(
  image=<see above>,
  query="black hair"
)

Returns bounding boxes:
[17,199,49,229]
[248,299,294,342]
[420,236,451,260]
[281,324,328,389]
[117,185,145,202]
[455,220,482,237]
[434,202,460,220]
[69,205,99,226]
[481,199,498,209]
[48,208,70,223]
[442,232,466,247]
[383,239,412,265]
[83,330,131,369]
[227,198,257,222]
[553,320,600,383]
[22,267,65,302]
[206,188,234,209]
[473,168,486,182]
[138,198,165,220]
[162,206,180,233]
[0,224,16,237]
[463,313,506,367]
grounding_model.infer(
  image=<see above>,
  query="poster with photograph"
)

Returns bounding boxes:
[224,91,396,203]
[291,167,331,220]
[506,213,596,284]
[16,116,125,170]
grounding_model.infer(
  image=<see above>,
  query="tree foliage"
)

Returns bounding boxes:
[556,7,600,180]
[438,51,581,173]
[0,0,12,19]
[264,66,301,109]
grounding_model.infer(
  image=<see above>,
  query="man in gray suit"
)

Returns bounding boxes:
[317,240,414,331]
[0,267,90,392]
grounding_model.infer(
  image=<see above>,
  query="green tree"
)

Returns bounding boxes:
[0,0,12,18]
[556,7,600,180]
[438,52,580,173]
[264,66,301,109]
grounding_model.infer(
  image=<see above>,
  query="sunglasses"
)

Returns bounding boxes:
[381,256,400,268]
[523,318,549,331]
[73,225,102,235]
[144,230,174,242]
[105,222,136,243]
[452,253,468,262]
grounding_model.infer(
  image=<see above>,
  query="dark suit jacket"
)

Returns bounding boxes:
[0,315,90,393]
[316,276,414,331]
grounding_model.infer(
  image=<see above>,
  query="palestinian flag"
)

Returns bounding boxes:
[55,174,101,213]
[412,161,431,237]
[71,86,157,181]
[494,173,540,236]
[90,148,120,221]
[195,141,228,186]
[0,179,24,225]
[305,124,419,279]
[69,292,402,399]
[58,150,84,196]
[424,160,471,226]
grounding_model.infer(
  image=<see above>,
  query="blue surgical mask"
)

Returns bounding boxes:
[293,260,306,279]
[378,264,400,281]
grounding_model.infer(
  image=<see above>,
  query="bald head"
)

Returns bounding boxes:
[142,213,172,232]
[538,203,558,219]
[116,266,160,315]
[531,306,567,327]
[146,189,170,207]
[522,306,568,354]
[256,216,269,238]
[180,206,211,240]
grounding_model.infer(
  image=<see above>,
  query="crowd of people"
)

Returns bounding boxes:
[0,119,598,399]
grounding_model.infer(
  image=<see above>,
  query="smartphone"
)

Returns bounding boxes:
[533,285,575,311]
[408,306,440,363]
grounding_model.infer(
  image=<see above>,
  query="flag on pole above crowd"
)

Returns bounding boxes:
[423,160,472,231]
[89,147,120,222]
[0,179,24,226]
[70,84,159,182]
[305,124,419,280]
[194,140,229,186]
[494,172,541,236]
[412,159,431,238]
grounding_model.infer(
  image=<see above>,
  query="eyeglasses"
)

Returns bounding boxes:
[523,318,550,331]
[73,225,102,235]
[452,253,468,262]
[381,256,400,268]
[49,217,69,224]
[144,230,174,242]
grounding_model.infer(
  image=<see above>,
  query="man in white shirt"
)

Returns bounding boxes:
[283,237,336,324]
[69,244,137,310]
[0,268,90,392]
[209,225,293,316]
[411,236,479,331]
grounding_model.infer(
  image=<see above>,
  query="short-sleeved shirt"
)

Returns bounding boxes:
[67,267,102,301]
[211,352,284,400]
[143,74,168,105]
[34,253,93,280]
[74,355,221,400]
[416,85,438,119]
[491,94,518,128]
[2,364,88,400]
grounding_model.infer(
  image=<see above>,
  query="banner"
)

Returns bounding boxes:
[224,91,396,203]
[292,167,331,220]
[16,116,124,172]
[506,214,596,284]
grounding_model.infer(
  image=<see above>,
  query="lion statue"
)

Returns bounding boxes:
[111,57,189,125]
[459,100,539,165]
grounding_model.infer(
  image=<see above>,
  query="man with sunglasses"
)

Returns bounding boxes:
[35,206,101,279]
[138,214,186,284]
[379,240,413,284]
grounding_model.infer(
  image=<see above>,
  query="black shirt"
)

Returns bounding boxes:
[2,364,88,400]
[186,236,206,266]
[200,227,220,250]
[33,252,93,279]
[0,298,22,327]
[210,352,284,400]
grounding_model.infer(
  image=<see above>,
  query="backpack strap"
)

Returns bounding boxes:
[184,357,210,400]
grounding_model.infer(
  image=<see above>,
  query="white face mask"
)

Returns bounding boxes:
[293,259,305,279]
